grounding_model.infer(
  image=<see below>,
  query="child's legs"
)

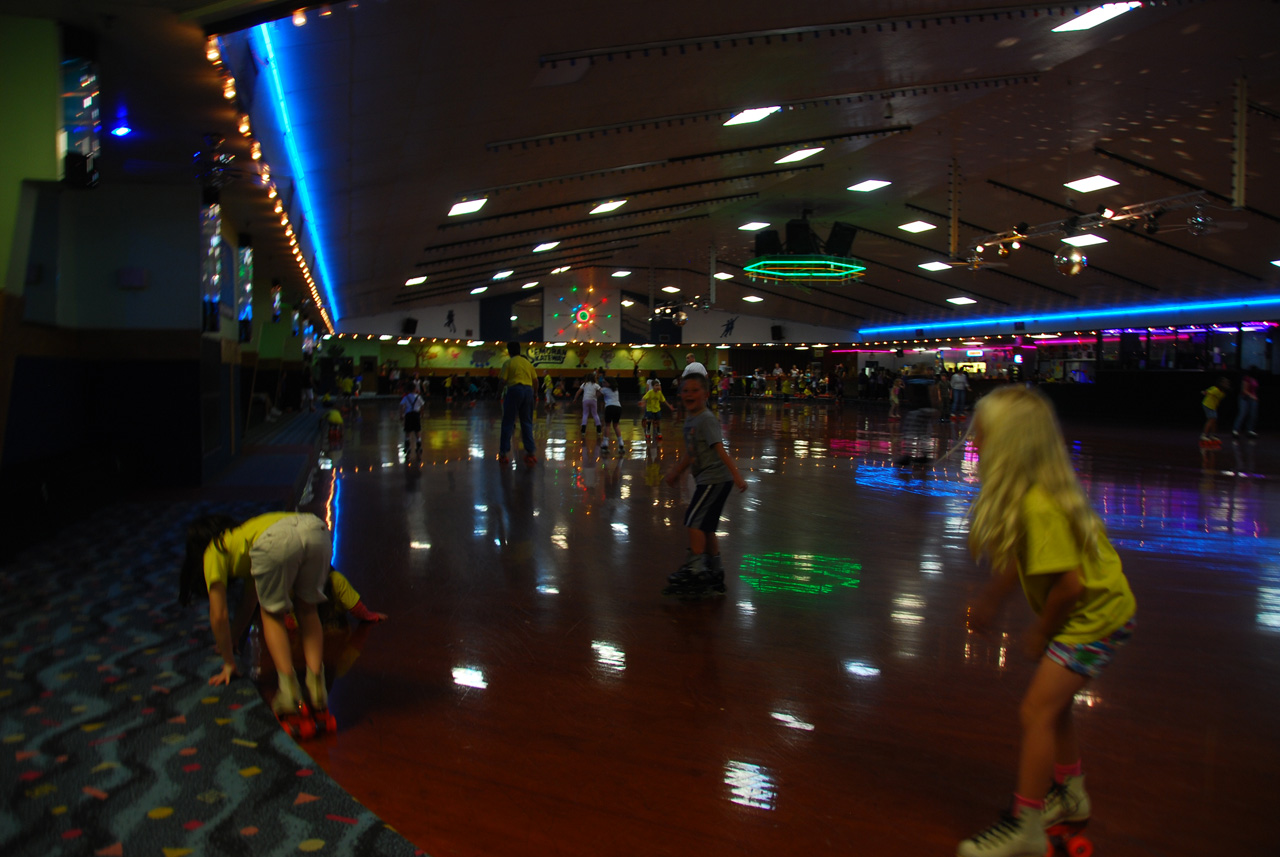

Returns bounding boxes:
[293,601,324,678]
[258,606,296,680]
[704,531,720,557]
[687,527,707,554]
[1017,657,1089,801]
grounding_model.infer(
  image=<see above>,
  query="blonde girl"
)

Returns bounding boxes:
[959,386,1136,857]
[888,374,904,419]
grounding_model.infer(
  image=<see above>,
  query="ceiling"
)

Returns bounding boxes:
[8,0,1280,339]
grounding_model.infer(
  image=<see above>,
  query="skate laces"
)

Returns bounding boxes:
[971,812,1022,843]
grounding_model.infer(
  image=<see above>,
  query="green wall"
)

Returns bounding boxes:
[0,16,61,297]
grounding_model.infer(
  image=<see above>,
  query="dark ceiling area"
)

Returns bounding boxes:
[9,0,1280,338]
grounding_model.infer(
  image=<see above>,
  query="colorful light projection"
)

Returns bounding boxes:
[738,552,862,595]
[552,288,612,338]
[200,203,223,333]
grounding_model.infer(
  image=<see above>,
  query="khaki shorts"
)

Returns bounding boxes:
[250,514,331,614]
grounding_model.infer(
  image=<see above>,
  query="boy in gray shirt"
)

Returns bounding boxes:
[663,374,748,595]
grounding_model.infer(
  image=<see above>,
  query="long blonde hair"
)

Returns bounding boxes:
[968,385,1103,571]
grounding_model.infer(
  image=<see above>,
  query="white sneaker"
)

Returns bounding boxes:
[1043,776,1090,826]
[957,808,1046,857]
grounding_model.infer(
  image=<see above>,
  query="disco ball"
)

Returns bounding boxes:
[1187,210,1213,237]
[1054,247,1087,276]
[673,309,688,326]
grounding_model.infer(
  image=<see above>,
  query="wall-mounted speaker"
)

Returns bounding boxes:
[771,325,784,341]
[401,317,418,335]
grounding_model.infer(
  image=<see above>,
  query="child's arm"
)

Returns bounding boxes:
[1023,569,1084,658]
[714,443,748,492]
[966,565,1020,636]
[207,582,239,685]
[664,453,693,485]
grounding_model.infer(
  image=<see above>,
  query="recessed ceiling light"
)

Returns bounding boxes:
[739,222,770,231]
[743,295,764,303]
[492,270,513,280]
[379,334,393,340]
[713,272,734,280]
[848,179,891,192]
[522,281,539,289]
[467,340,486,347]
[621,299,635,307]
[918,261,952,272]
[510,315,518,321]
[1063,175,1119,193]
[724,106,781,126]
[1052,2,1141,32]
[448,198,486,216]
[899,221,936,233]
[396,338,410,345]
[662,286,681,294]
[612,270,632,278]
[1272,260,1280,268]
[405,275,427,286]
[551,266,571,274]
[1061,234,1109,247]
[774,147,824,164]
[470,286,488,295]
[947,296,978,305]
[590,200,627,214]
[533,241,560,252]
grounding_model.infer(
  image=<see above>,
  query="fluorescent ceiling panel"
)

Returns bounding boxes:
[404,275,427,286]
[533,241,560,252]
[898,221,936,233]
[470,286,488,294]
[662,286,681,293]
[774,147,824,164]
[1061,234,1109,247]
[1063,174,1119,193]
[947,297,978,305]
[590,200,627,214]
[724,106,781,126]
[848,180,891,192]
[918,261,952,272]
[448,198,487,216]
[1052,2,1141,32]
[739,222,770,231]
[492,270,513,279]
[743,295,764,303]
[714,272,734,280]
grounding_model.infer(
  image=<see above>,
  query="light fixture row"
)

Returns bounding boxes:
[205,35,333,334]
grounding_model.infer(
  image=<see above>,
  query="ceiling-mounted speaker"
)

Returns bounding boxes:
[401,317,418,335]
[754,230,782,256]
[826,222,858,257]
[786,219,818,254]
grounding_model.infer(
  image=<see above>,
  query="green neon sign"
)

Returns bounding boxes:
[743,255,867,280]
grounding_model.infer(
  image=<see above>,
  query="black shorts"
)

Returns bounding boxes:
[404,412,422,433]
[684,481,733,533]
[644,410,662,423]
[604,405,622,426]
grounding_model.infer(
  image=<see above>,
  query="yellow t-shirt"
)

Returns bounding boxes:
[326,408,344,425]
[1019,485,1135,644]
[642,388,666,413]
[501,354,538,388]
[328,570,362,612]
[1201,386,1226,410]
[203,512,293,590]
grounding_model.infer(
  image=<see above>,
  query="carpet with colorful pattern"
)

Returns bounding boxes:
[0,500,422,857]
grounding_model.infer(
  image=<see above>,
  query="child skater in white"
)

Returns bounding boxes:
[959,386,1136,857]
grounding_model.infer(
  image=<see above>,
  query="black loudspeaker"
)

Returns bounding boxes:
[786,219,817,254]
[401,317,418,335]
[754,230,783,256]
[826,222,858,257]
[65,152,99,188]
[771,325,784,341]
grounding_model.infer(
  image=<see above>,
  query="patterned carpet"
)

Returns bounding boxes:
[0,500,422,857]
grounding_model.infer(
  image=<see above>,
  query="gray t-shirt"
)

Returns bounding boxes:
[682,408,730,484]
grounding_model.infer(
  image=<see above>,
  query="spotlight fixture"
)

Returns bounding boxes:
[1144,210,1165,234]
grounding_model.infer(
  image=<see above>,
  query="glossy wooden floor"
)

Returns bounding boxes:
[294,396,1279,857]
